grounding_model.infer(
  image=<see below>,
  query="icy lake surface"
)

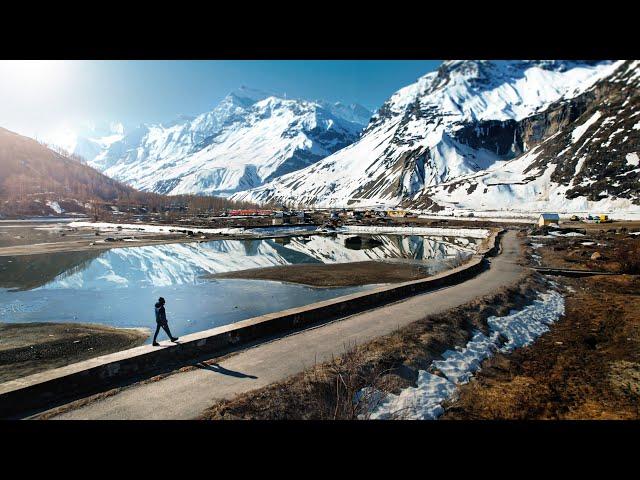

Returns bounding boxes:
[0,234,478,342]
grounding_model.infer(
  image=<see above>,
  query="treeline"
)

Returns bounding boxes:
[114,191,259,212]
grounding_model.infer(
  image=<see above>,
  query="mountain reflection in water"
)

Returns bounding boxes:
[0,234,478,340]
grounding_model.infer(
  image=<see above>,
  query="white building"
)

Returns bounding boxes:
[538,213,560,227]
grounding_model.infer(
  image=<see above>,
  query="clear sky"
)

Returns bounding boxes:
[0,60,442,142]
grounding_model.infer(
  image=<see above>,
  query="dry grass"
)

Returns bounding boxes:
[611,239,640,274]
[532,231,640,274]
[442,274,640,420]
[201,273,539,420]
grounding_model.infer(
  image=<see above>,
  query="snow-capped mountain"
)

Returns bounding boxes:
[84,87,371,197]
[44,121,126,161]
[232,60,640,215]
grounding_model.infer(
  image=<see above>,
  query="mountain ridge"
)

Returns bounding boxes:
[231,60,640,215]
[78,88,372,197]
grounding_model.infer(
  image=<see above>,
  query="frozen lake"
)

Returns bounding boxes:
[0,234,479,341]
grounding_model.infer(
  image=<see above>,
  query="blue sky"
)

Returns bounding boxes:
[0,60,442,141]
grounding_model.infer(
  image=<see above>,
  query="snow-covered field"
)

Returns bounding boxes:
[68,221,491,240]
[340,225,490,239]
[361,287,565,420]
[68,221,318,237]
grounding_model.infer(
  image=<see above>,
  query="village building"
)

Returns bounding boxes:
[538,213,560,227]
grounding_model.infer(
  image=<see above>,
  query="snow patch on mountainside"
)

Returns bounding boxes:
[46,201,64,214]
[571,111,602,143]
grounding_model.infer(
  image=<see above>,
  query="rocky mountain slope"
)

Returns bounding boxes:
[232,60,639,215]
[424,60,640,214]
[84,88,371,197]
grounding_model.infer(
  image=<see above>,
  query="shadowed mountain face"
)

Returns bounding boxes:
[232,60,640,214]
[0,126,260,217]
[0,127,137,215]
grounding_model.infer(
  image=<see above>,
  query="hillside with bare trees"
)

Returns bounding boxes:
[0,127,258,217]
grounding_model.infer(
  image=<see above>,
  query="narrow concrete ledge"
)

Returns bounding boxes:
[0,229,502,418]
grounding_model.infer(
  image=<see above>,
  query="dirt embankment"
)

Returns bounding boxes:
[442,274,640,419]
[207,260,460,287]
[0,323,149,383]
[0,230,209,257]
[528,228,640,273]
[442,232,640,419]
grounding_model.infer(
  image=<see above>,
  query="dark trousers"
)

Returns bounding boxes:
[153,322,175,343]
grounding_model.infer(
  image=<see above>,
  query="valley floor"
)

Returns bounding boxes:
[34,231,524,420]
[441,228,640,418]
[204,229,640,420]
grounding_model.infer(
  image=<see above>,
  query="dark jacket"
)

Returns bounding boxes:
[155,302,167,325]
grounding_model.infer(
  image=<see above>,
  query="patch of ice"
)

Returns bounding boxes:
[362,288,565,420]
[67,221,316,238]
[366,371,458,420]
[341,225,490,239]
[431,331,499,384]
[46,201,64,214]
[488,290,565,352]
[549,231,585,237]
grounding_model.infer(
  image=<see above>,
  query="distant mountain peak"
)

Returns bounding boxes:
[228,85,279,104]
[84,86,370,197]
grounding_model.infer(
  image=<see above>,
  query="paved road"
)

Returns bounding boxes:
[47,231,524,420]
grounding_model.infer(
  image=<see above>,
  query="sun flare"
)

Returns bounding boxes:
[0,60,70,96]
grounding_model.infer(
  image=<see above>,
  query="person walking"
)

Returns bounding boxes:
[152,297,179,346]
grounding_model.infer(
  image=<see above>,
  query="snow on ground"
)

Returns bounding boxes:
[340,225,490,239]
[46,201,64,214]
[417,213,536,224]
[549,231,585,237]
[67,221,317,237]
[626,152,640,167]
[362,288,565,420]
[68,221,491,240]
[571,111,602,144]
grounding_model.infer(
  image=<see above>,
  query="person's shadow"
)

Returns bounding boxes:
[194,362,258,379]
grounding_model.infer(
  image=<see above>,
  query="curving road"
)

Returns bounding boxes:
[44,230,525,420]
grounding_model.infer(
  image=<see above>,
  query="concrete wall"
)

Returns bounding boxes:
[0,229,502,419]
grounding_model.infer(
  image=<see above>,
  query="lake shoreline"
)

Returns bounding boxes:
[0,322,149,383]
